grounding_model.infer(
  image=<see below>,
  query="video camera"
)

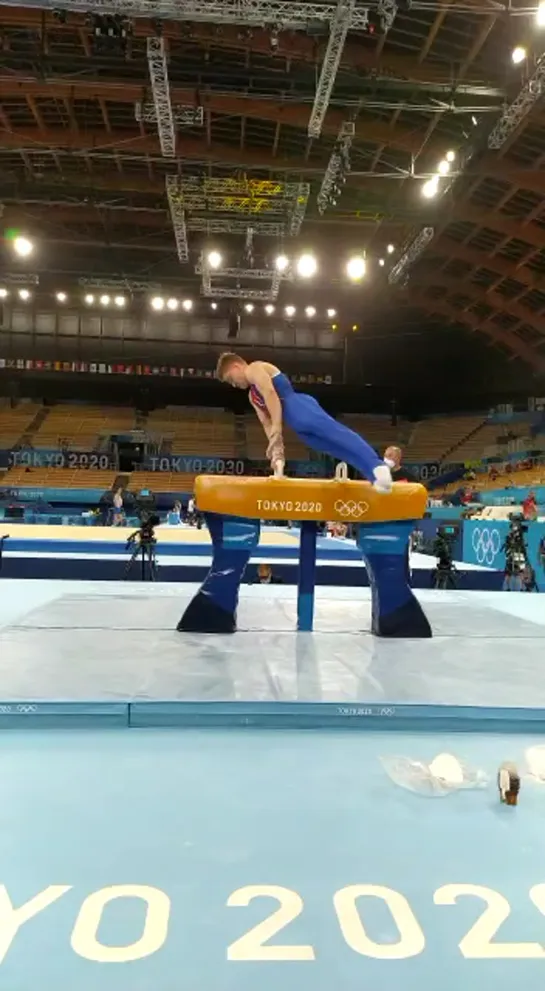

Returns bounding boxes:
[502,513,529,575]
[126,513,160,550]
[431,524,459,589]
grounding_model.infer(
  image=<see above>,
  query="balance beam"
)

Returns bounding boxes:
[177,475,432,638]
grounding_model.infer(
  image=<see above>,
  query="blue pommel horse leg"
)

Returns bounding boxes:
[177,476,431,638]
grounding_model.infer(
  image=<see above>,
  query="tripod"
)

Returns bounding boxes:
[0,535,9,576]
[123,538,158,581]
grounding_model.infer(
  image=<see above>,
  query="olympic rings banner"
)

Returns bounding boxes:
[463,519,545,590]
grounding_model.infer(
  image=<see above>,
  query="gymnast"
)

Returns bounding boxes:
[215,353,392,492]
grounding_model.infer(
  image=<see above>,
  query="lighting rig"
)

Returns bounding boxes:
[317,121,355,216]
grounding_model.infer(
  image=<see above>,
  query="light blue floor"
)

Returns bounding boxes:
[0,581,543,709]
[2,727,545,991]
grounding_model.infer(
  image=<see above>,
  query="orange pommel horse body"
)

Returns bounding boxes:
[177,475,432,638]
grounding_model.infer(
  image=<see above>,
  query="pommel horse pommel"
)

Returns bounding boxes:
[178,473,432,638]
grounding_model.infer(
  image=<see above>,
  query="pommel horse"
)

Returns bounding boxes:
[178,470,431,638]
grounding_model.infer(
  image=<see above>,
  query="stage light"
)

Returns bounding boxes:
[210,302,218,310]
[265,304,275,314]
[437,159,450,175]
[346,255,366,281]
[512,46,526,64]
[296,253,317,278]
[275,254,289,272]
[422,176,439,199]
[151,296,165,311]
[352,323,359,332]
[285,305,296,317]
[56,291,67,302]
[387,244,395,254]
[84,294,95,305]
[0,288,8,299]
[244,303,254,313]
[537,1,545,25]
[378,258,385,267]
[100,294,110,306]
[445,150,456,163]
[207,250,222,269]
[327,308,336,318]
[182,298,193,311]
[18,289,31,300]
[13,235,34,258]
[305,306,316,317]
[166,298,179,311]
[331,322,338,330]
[114,295,126,308]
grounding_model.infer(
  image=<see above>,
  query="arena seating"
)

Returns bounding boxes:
[340,414,403,454]
[33,404,137,450]
[128,471,194,494]
[0,401,43,448]
[147,407,236,457]
[405,415,485,462]
[1,467,117,489]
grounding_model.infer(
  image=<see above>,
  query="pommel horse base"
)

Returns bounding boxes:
[178,474,432,638]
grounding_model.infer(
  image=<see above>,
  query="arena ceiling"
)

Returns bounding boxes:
[2,0,545,379]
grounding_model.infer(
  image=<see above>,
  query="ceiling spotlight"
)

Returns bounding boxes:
[285,305,296,317]
[352,323,359,332]
[100,294,110,306]
[331,322,338,331]
[151,296,165,311]
[84,294,95,305]
[0,288,8,299]
[265,304,275,315]
[537,1,545,25]
[445,150,456,163]
[327,308,336,318]
[305,306,316,317]
[378,259,385,267]
[114,295,126,308]
[18,289,30,301]
[512,46,526,64]
[437,159,450,175]
[296,253,318,278]
[471,115,478,127]
[166,298,179,311]
[346,255,366,281]
[210,302,218,310]
[182,299,193,311]
[56,292,67,302]
[275,254,289,273]
[422,176,439,199]
[244,303,254,313]
[207,250,222,269]
[387,244,395,254]
[13,235,34,258]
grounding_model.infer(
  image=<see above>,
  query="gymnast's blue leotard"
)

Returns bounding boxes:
[250,372,383,482]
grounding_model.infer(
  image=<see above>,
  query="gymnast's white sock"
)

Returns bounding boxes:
[373,464,393,493]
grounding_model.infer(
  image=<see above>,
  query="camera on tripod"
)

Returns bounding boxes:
[431,524,459,590]
[502,513,529,575]
[124,513,160,581]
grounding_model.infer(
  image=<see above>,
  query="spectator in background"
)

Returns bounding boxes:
[167,500,183,526]
[522,490,538,521]
[383,446,420,484]
[186,494,196,525]
[112,486,125,527]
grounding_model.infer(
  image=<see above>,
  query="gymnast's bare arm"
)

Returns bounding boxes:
[246,361,283,444]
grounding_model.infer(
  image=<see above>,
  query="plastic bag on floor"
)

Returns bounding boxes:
[380,752,488,797]
[525,745,545,783]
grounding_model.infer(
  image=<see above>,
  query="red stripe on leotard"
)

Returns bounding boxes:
[249,384,268,411]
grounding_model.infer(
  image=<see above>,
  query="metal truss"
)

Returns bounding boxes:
[146,36,176,159]
[201,284,280,300]
[317,121,354,215]
[135,102,204,127]
[166,176,189,263]
[5,0,371,28]
[377,0,398,31]
[78,277,162,290]
[3,273,40,285]
[197,252,282,300]
[488,54,545,150]
[188,218,285,235]
[308,0,356,139]
[388,227,435,285]
[288,183,311,235]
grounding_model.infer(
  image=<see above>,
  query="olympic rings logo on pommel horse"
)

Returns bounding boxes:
[333,499,370,519]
